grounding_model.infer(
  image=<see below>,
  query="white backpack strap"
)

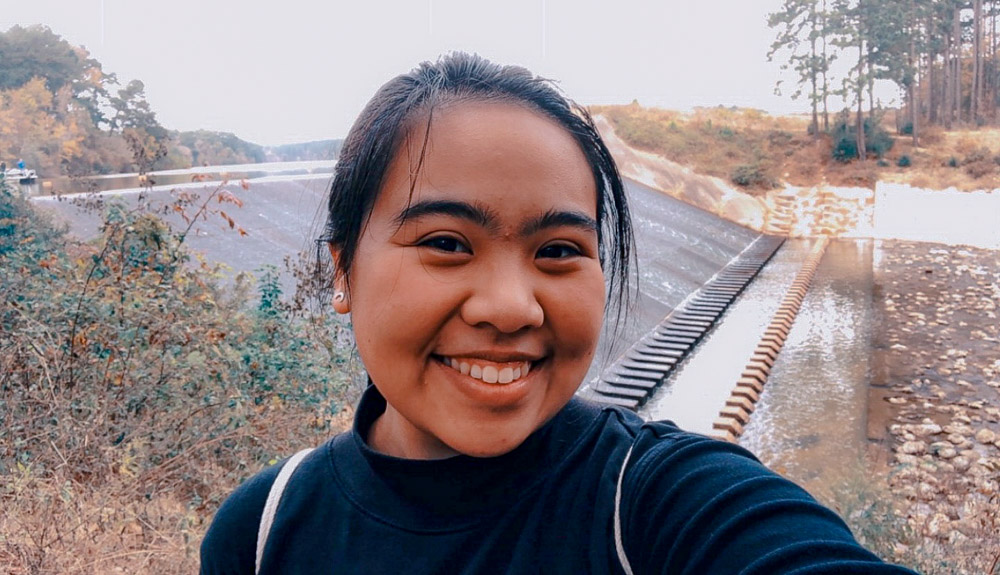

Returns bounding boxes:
[614,443,636,575]
[255,448,315,575]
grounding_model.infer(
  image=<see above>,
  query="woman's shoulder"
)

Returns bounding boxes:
[199,440,338,574]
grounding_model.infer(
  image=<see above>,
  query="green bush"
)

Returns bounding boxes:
[730,163,777,189]
[897,155,911,168]
[830,113,895,163]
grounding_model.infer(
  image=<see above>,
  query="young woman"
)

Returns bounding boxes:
[201,53,915,574]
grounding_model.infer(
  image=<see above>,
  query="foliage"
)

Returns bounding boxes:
[268,139,344,162]
[767,0,836,134]
[830,112,894,162]
[0,26,290,178]
[0,25,97,95]
[176,130,266,167]
[0,179,357,572]
[897,155,911,167]
[730,163,778,189]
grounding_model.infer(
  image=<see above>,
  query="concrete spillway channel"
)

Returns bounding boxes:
[709,238,830,442]
[580,235,785,409]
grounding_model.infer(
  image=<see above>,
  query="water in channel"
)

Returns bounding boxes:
[639,238,819,432]
[739,239,875,499]
[640,239,875,500]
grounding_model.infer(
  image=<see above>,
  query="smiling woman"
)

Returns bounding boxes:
[200,53,917,575]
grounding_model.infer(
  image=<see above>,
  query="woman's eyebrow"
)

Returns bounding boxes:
[393,199,499,229]
[520,210,598,236]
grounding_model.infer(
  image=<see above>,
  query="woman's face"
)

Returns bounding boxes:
[336,101,605,459]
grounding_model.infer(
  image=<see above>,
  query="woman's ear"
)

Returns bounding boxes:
[328,244,351,314]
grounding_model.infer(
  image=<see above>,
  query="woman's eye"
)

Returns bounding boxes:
[537,244,581,259]
[419,236,471,254]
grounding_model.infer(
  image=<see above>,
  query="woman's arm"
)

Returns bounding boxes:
[618,428,918,575]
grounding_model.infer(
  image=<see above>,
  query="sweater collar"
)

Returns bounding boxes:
[329,384,600,532]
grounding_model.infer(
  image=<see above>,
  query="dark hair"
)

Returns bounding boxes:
[319,52,633,318]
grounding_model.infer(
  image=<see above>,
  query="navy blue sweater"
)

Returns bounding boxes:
[201,387,915,574]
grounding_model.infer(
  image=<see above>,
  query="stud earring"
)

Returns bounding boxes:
[333,292,346,303]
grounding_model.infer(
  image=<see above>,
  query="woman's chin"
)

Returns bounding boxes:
[445,432,529,459]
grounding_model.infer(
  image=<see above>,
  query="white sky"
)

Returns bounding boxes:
[2,0,899,146]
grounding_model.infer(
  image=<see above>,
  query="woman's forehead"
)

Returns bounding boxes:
[374,101,598,221]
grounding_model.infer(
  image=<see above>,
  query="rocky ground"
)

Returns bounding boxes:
[870,240,1000,573]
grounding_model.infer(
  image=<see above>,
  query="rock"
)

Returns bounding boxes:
[952,456,972,472]
[899,441,927,455]
[974,428,997,444]
[912,423,943,437]
[946,433,969,446]
[929,442,957,459]
[944,423,974,435]
[926,513,951,537]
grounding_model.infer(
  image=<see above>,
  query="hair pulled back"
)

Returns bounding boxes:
[320,52,633,316]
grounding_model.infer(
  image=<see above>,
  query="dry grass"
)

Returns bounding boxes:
[0,183,361,574]
[0,407,353,574]
[596,103,1000,191]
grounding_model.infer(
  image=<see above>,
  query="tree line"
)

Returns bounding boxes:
[769,0,1000,158]
[0,25,339,178]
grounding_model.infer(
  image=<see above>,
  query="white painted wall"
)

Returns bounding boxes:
[873,183,1000,249]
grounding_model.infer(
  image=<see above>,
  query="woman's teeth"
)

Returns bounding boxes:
[441,357,532,385]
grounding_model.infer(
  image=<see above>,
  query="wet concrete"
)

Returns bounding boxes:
[588,180,759,380]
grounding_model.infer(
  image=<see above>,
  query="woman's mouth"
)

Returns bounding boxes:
[436,356,534,385]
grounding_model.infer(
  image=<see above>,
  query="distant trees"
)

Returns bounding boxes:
[769,0,1000,154]
[0,25,289,178]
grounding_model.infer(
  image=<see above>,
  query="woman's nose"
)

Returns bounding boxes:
[460,261,544,333]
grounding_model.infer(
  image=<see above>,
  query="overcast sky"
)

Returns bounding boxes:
[2,0,889,146]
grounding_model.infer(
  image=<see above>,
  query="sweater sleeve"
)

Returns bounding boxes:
[618,425,918,575]
[199,462,282,575]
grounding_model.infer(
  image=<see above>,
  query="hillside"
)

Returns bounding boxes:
[594,103,1000,193]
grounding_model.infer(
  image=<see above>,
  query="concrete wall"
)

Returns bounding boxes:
[873,183,1000,249]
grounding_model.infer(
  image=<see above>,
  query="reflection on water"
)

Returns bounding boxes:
[739,240,874,499]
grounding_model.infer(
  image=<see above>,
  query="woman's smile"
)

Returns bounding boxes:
[435,355,534,384]
[334,100,606,460]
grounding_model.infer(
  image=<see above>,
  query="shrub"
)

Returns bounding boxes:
[964,159,995,179]
[947,157,959,168]
[962,146,991,166]
[0,180,358,572]
[897,155,911,168]
[830,113,895,162]
[730,163,777,189]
